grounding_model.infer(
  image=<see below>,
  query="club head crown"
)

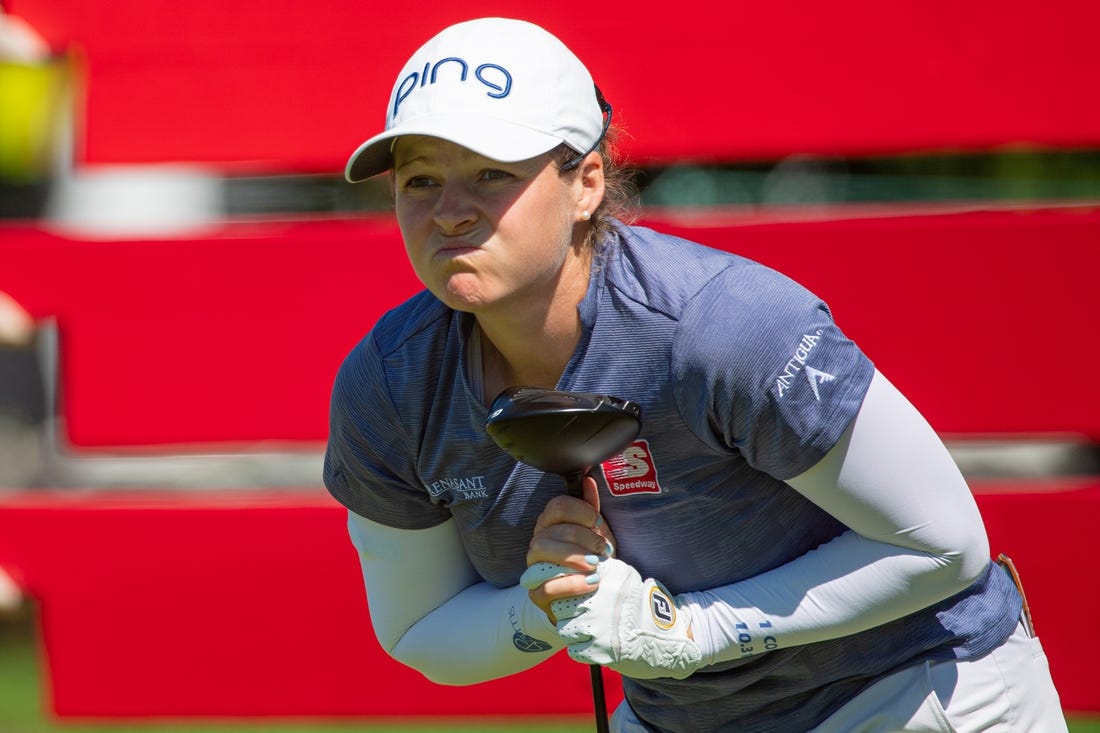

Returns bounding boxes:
[485,386,641,477]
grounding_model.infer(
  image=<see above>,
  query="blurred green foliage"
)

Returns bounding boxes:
[637,149,1100,208]
[218,148,1100,217]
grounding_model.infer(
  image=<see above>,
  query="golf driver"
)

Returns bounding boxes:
[486,386,642,733]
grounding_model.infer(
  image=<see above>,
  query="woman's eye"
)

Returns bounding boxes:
[404,175,436,189]
[480,169,513,182]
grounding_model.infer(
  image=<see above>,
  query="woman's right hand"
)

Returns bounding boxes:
[522,475,616,623]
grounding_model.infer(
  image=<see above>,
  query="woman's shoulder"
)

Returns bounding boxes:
[606,223,810,316]
[368,290,453,357]
[334,290,455,393]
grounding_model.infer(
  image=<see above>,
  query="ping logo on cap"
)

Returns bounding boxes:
[393,58,512,117]
[649,585,676,629]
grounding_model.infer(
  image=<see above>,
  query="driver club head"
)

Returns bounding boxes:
[485,387,642,480]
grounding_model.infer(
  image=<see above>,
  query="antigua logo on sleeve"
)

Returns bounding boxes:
[804,365,836,401]
[774,329,839,401]
[601,440,662,496]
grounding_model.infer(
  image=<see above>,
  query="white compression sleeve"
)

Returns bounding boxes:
[682,369,991,666]
[346,511,563,685]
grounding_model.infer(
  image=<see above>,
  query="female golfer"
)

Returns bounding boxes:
[324,17,1066,732]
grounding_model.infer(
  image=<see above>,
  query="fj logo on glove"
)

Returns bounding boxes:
[649,585,676,629]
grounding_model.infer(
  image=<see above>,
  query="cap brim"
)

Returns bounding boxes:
[345,133,400,183]
[344,114,567,183]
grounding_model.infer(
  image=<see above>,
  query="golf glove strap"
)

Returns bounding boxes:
[520,561,579,591]
[557,557,702,680]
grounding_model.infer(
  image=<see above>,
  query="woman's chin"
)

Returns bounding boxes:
[437,280,490,313]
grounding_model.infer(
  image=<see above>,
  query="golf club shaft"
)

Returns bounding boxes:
[590,665,609,733]
[564,472,585,499]
[566,471,610,732]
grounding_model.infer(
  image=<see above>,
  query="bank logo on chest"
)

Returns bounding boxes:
[602,440,662,496]
[426,475,489,500]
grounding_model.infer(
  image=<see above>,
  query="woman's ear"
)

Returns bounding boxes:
[575,151,606,221]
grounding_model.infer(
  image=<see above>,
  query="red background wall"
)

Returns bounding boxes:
[2,0,1098,721]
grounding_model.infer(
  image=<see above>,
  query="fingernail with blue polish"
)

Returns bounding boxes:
[585,573,600,585]
[584,554,600,566]
[603,541,615,558]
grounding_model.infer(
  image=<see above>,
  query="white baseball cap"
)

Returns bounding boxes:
[345,17,609,182]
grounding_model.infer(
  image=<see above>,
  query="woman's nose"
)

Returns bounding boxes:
[432,180,477,232]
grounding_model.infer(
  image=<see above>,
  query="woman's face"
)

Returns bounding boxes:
[391,135,598,316]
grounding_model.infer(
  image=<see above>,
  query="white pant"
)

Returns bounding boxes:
[610,622,1067,733]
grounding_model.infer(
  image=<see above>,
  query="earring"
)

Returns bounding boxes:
[581,211,591,221]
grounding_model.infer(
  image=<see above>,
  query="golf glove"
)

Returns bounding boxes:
[520,561,585,591]
[556,557,702,680]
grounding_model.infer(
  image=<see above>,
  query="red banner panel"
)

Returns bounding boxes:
[3,205,1098,448]
[0,484,1095,717]
[7,0,1100,171]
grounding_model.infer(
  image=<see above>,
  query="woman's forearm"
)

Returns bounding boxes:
[684,370,990,665]
[347,512,563,684]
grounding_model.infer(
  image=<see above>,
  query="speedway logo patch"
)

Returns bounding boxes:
[602,440,661,496]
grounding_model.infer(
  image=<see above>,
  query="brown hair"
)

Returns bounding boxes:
[552,122,638,252]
